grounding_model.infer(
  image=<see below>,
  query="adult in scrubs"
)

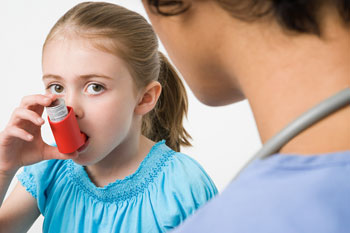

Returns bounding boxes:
[141,1,350,232]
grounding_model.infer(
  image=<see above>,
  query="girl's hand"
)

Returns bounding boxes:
[0,94,78,175]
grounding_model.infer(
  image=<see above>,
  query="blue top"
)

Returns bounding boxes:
[17,140,217,233]
[172,151,350,233]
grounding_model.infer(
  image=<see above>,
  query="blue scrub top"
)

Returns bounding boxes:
[172,151,350,233]
[17,140,217,233]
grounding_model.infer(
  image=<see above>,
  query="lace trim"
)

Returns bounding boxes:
[66,140,175,203]
[17,170,37,199]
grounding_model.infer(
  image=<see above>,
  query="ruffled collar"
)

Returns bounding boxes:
[66,140,175,203]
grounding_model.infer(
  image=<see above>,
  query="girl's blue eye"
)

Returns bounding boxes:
[48,84,64,94]
[86,83,105,95]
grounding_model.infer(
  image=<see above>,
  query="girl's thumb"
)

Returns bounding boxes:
[42,144,79,160]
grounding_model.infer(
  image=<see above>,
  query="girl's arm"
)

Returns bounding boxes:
[0,172,13,207]
[0,179,39,233]
[0,94,77,233]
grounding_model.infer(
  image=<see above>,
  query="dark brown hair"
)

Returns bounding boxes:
[43,2,191,151]
[147,0,350,35]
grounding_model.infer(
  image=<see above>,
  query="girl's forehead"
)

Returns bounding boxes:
[46,30,121,51]
[44,36,123,63]
[43,38,132,79]
[45,37,128,69]
[45,35,103,52]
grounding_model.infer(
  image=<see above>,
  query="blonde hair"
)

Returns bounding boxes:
[43,2,191,151]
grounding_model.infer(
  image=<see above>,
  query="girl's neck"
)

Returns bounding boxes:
[85,135,155,187]
[223,11,350,155]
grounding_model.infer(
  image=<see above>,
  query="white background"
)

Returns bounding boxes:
[1,1,261,232]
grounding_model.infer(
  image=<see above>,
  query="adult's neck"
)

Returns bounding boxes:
[222,10,350,155]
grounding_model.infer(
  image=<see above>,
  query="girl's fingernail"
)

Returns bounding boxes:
[27,135,33,140]
[37,118,44,124]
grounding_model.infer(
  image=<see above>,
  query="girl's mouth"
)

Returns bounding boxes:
[77,133,90,153]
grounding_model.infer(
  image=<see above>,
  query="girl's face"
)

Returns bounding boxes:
[42,37,141,165]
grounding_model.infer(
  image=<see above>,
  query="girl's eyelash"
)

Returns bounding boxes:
[85,83,106,95]
[89,82,105,88]
[45,82,107,94]
[46,83,65,91]
[46,83,60,89]
[86,82,106,89]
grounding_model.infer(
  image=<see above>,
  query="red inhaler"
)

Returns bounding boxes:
[46,98,86,154]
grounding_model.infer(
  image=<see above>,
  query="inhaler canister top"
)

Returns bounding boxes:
[46,98,68,122]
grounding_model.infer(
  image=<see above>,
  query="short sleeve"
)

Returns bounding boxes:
[154,152,218,231]
[17,159,65,215]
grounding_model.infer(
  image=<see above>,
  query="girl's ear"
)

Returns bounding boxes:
[134,81,162,115]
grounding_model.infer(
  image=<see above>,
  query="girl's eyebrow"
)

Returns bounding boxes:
[42,74,113,81]
[42,74,62,81]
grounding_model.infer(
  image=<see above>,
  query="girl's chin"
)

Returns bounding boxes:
[72,157,89,166]
[72,152,95,166]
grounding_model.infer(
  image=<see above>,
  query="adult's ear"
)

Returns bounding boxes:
[134,81,162,115]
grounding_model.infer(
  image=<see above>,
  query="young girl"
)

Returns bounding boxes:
[0,2,217,232]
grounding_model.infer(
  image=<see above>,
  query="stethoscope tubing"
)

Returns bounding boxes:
[232,87,350,181]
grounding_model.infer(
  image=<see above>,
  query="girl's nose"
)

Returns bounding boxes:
[73,106,84,119]
[65,96,84,119]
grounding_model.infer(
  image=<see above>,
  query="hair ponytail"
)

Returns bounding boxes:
[142,52,192,152]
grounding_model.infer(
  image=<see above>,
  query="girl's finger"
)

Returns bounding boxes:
[4,126,34,142]
[19,94,57,109]
[9,108,45,127]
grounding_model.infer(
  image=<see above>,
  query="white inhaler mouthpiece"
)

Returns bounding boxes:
[46,98,68,122]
